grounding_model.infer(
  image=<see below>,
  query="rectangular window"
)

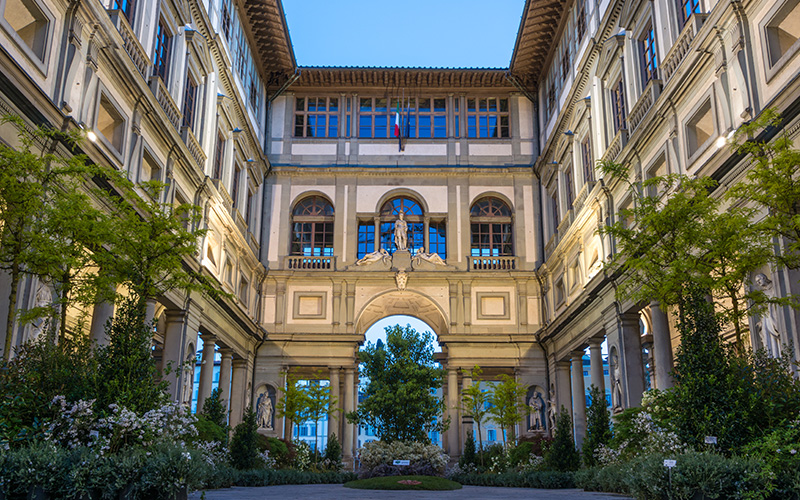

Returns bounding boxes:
[213,132,225,179]
[357,222,375,259]
[611,78,627,134]
[294,97,339,138]
[551,192,560,232]
[639,24,658,85]
[245,190,253,227]
[231,164,241,208]
[581,136,594,183]
[141,150,161,182]
[239,275,249,305]
[291,222,334,256]
[575,0,586,42]
[466,97,510,138]
[470,223,513,257]
[3,0,50,62]
[564,167,575,209]
[153,19,171,84]
[487,429,496,441]
[111,0,136,26]
[97,93,125,153]
[429,221,447,259]
[765,0,800,67]
[678,0,702,27]
[686,99,714,157]
[220,0,231,41]
[453,97,460,138]
[182,75,198,129]
[413,97,447,138]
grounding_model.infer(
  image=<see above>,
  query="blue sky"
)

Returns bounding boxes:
[282,0,526,68]
[364,315,441,352]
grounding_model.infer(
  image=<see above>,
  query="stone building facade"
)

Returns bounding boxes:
[0,0,798,462]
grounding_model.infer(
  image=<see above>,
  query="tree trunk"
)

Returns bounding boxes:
[730,291,743,354]
[58,273,71,343]
[3,261,20,362]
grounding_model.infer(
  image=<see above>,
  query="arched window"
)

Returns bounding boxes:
[470,197,513,256]
[291,196,334,256]
[380,196,424,254]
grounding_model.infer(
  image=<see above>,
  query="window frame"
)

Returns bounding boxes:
[611,77,627,135]
[0,0,54,73]
[677,0,702,28]
[182,73,198,130]
[93,88,128,162]
[683,95,717,164]
[581,135,594,184]
[153,17,173,85]
[760,0,800,81]
[470,197,514,257]
[638,22,658,86]
[294,96,340,138]
[110,0,136,28]
[466,97,510,139]
[290,196,335,257]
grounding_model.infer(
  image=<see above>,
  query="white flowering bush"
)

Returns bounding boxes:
[46,396,197,454]
[358,440,448,478]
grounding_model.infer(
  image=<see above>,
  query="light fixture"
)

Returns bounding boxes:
[78,122,97,142]
[563,130,574,136]
[715,135,727,149]
[246,158,255,163]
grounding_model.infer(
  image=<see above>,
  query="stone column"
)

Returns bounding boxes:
[197,334,216,414]
[343,367,355,461]
[89,282,116,346]
[588,338,605,393]
[329,367,341,439]
[650,301,674,390]
[373,216,381,250]
[619,313,645,408]
[229,358,247,428]
[570,352,587,448]
[423,216,430,252]
[162,310,188,402]
[461,371,473,450]
[447,368,459,457]
[218,348,233,421]
[555,360,572,416]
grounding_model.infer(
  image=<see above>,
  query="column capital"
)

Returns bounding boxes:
[587,337,604,348]
[200,332,217,342]
[218,347,234,358]
[232,358,248,368]
[570,350,586,360]
[556,360,571,369]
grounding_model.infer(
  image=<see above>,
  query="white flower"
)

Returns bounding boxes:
[791,449,797,455]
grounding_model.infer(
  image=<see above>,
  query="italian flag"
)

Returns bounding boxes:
[394,102,401,138]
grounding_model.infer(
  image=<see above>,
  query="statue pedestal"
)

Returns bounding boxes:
[393,250,412,270]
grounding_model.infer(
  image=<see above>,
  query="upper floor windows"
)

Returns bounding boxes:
[2,0,51,64]
[295,97,339,138]
[678,0,702,27]
[153,19,172,84]
[765,0,800,68]
[639,24,658,85]
[409,97,447,138]
[564,167,575,209]
[467,98,510,138]
[182,76,198,129]
[291,196,334,256]
[220,0,232,42]
[581,135,594,183]
[470,197,513,257]
[575,0,586,42]
[212,132,225,179]
[380,197,424,254]
[96,93,126,155]
[358,97,393,139]
[111,0,135,26]
[611,78,627,135]
[686,99,714,158]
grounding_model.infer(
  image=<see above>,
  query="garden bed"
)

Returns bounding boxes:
[344,476,462,490]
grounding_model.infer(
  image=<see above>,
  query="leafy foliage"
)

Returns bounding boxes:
[459,366,489,461]
[582,385,612,467]
[460,434,477,468]
[199,387,228,429]
[229,407,261,470]
[486,374,528,445]
[543,408,580,472]
[347,324,446,442]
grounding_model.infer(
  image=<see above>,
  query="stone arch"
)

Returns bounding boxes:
[468,190,515,211]
[374,188,430,215]
[290,192,335,213]
[355,289,449,340]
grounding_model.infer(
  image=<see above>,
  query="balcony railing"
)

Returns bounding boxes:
[572,180,596,215]
[602,129,627,163]
[149,76,181,131]
[628,79,661,133]
[108,10,150,78]
[470,256,517,271]
[286,256,335,270]
[181,126,207,171]
[662,14,708,83]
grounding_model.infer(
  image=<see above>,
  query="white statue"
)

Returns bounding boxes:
[394,212,408,251]
[611,349,624,412]
[755,273,782,358]
[30,283,52,338]
[412,249,446,266]
[546,386,557,431]
[528,392,543,431]
[256,391,274,430]
[355,247,391,266]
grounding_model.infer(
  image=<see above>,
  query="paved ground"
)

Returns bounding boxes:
[190,484,632,499]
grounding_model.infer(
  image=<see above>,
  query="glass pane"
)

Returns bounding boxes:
[479,99,488,112]
[306,115,316,137]
[374,114,387,138]
[467,98,476,111]
[329,97,338,111]
[418,98,431,112]
[375,98,387,112]
[455,116,460,138]
[360,98,372,112]
[347,98,351,111]
[488,98,497,112]
[499,98,508,112]
[454,98,460,112]
[308,99,317,112]
[329,116,338,137]
[296,97,305,111]
[434,98,446,112]
[359,116,372,138]
[294,115,304,137]
[315,115,326,137]
[317,97,326,111]
[488,116,498,138]
[433,116,446,138]
[467,116,477,138]
[419,115,431,138]
[479,116,488,138]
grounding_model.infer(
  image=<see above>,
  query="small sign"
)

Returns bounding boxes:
[393,460,410,466]
[663,459,677,468]
[704,436,718,445]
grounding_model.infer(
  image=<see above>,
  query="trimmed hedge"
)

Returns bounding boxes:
[202,468,357,489]
[448,470,574,489]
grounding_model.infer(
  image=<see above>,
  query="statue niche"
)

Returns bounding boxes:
[255,385,276,432]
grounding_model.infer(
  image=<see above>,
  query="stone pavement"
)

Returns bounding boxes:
[190,484,632,499]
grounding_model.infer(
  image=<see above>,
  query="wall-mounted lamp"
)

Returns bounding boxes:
[563,130,574,136]
[79,122,97,142]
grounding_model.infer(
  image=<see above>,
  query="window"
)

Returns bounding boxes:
[686,100,714,157]
[380,196,424,254]
[96,94,125,153]
[359,97,389,138]
[765,0,800,67]
[639,24,658,85]
[487,429,496,441]
[3,0,49,62]
[467,98,510,138]
[111,0,136,25]
[219,0,231,41]
[646,156,668,196]
[357,221,375,259]
[248,64,260,112]
[245,189,254,227]
[564,167,575,209]
[212,132,225,179]
[153,19,172,84]
[182,75,198,129]
[231,164,241,208]
[575,0,586,42]
[295,97,339,138]
[555,277,565,305]
[429,221,447,259]
[678,0,702,27]
[453,97,460,138]
[224,258,234,285]
[581,136,594,183]
[291,196,334,256]
[239,275,249,305]
[470,197,513,257]
[141,150,161,182]
[550,192,560,232]
[611,78,627,135]
[412,97,447,138]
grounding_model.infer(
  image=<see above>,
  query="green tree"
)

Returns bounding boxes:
[304,375,337,462]
[486,373,528,446]
[543,407,580,471]
[323,433,342,470]
[277,375,310,441]
[460,366,489,462]
[199,388,228,428]
[229,407,261,470]
[598,161,770,350]
[347,324,446,442]
[582,385,612,467]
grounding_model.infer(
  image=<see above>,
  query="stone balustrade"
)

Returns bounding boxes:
[149,76,181,131]
[286,256,335,270]
[470,256,517,271]
[108,10,150,79]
